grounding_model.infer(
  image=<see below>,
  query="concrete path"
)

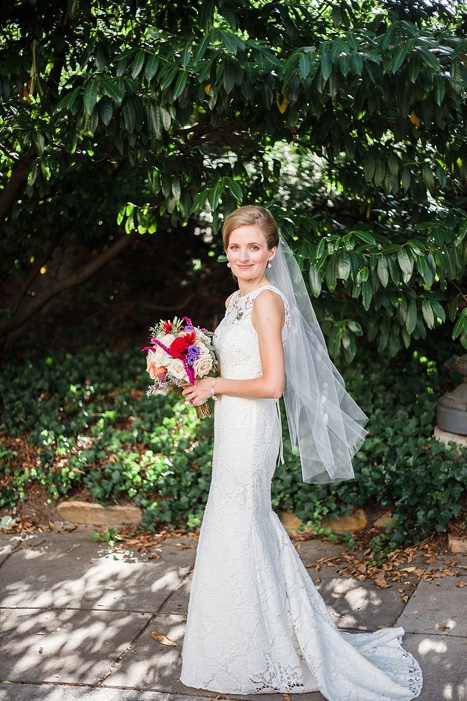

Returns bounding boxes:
[0,527,465,701]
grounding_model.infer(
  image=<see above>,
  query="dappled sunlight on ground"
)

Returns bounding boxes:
[0,529,465,700]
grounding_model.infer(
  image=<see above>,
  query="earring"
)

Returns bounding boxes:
[267,262,272,269]
[227,262,231,268]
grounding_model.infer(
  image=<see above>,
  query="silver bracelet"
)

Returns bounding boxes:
[210,378,218,400]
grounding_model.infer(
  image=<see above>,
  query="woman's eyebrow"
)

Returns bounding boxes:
[230,241,263,245]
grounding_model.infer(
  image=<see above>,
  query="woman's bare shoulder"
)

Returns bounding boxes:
[254,288,285,312]
[252,288,285,328]
[225,291,236,309]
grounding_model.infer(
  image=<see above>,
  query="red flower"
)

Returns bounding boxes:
[162,320,172,334]
[184,330,196,345]
[170,336,189,359]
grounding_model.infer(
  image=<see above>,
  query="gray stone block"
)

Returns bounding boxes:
[313,568,408,631]
[396,576,467,637]
[102,613,187,693]
[0,535,194,613]
[292,539,408,631]
[0,685,215,701]
[291,538,348,564]
[0,534,17,566]
[0,608,150,685]
[160,575,191,616]
[402,633,467,701]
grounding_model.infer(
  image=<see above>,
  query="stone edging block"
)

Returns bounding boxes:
[56,501,142,526]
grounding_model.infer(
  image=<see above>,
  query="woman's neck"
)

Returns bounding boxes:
[238,275,270,297]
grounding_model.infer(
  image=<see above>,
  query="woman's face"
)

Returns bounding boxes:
[226,225,276,282]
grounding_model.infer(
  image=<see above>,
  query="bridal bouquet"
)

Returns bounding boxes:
[142,316,217,418]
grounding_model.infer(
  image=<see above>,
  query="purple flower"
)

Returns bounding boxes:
[186,344,200,367]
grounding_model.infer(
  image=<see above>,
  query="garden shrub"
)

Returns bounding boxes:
[0,343,466,554]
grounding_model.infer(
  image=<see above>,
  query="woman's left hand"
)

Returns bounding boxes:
[182,378,212,406]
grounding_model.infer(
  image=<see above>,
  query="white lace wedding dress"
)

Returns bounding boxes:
[180,286,423,700]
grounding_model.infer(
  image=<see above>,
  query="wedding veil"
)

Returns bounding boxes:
[268,237,368,484]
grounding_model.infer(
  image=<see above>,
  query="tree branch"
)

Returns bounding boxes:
[0,232,137,341]
[142,293,195,312]
[11,234,63,314]
[0,143,18,162]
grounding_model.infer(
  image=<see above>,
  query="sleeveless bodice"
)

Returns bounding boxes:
[213,285,290,379]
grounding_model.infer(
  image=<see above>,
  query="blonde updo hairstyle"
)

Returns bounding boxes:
[222,206,279,251]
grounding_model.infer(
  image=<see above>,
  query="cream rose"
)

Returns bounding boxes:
[168,358,187,381]
[197,331,211,344]
[152,344,169,365]
[146,350,167,379]
[193,354,213,378]
[161,333,175,346]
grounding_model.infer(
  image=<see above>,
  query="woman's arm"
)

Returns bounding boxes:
[182,290,285,404]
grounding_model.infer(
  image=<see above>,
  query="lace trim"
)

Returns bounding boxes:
[249,650,422,697]
[401,651,424,695]
[228,287,291,336]
[249,658,306,693]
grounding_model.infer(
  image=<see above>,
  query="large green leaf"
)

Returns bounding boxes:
[299,52,311,79]
[397,248,413,276]
[422,299,435,329]
[56,85,82,112]
[309,265,322,297]
[337,250,351,280]
[406,298,417,334]
[387,44,408,73]
[417,45,441,71]
[453,308,467,340]
[361,279,373,311]
[199,0,216,31]
[325,255,338,291]
[220,30,245,55]
[145,53,159,81]
[320,51,332,81]
[122,99,136,132]
[422,164,435,194]
[374,159,386,187]
[363,153,375,181]
[131,50,145,79]
[225,178,243,201]
[376,256,389,287]
[83,79,98,115]
[433,74,445,105]
[208,179,226,211]
[223,55,238,94]
[159,63,179,91]
[173,70,188,100]
[100,77,125,104]
[350,52,363,75]
[99,96,113,125]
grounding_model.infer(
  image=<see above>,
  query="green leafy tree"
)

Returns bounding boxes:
[0,0,466,355]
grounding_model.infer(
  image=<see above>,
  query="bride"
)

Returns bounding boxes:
[180,206,422,700]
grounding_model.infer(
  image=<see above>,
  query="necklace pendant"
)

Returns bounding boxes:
[235,311,243,321]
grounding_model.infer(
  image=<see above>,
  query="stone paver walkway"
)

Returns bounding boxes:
[0,527,466,701]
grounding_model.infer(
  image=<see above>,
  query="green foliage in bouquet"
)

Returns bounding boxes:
[0,344,466,555]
